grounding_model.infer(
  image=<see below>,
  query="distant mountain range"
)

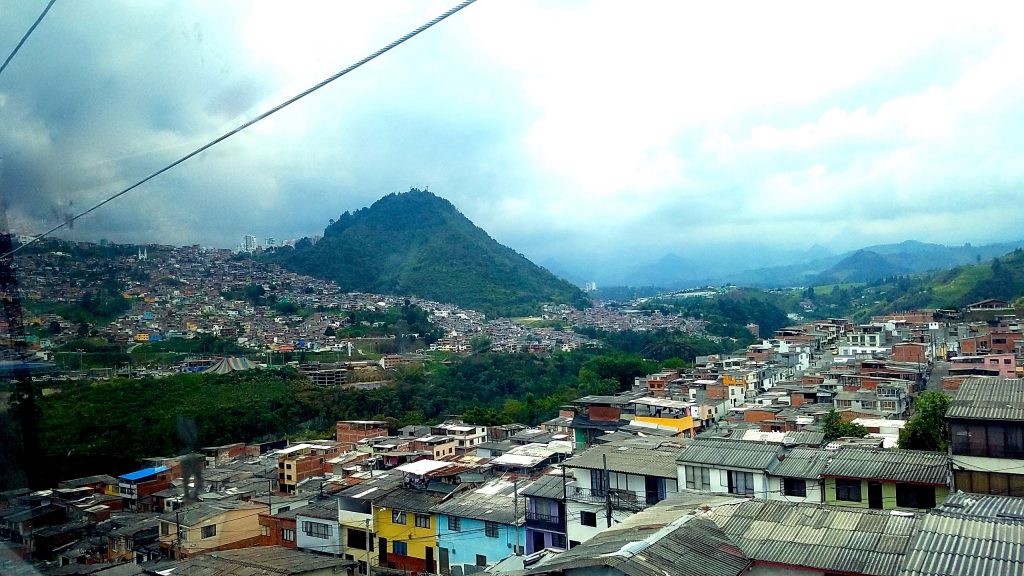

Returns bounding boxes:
[267,189,589,317]
[605,239,1024,289]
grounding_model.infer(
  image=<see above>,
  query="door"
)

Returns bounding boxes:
[532,530,546,552]
[439,547,450,576]
[645,476,666,504]
[426,545,435,573]
[378,538,387,565]
[868,481,883,509]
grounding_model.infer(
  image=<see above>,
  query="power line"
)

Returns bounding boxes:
[3,0,479,259]
[0,0,57,79]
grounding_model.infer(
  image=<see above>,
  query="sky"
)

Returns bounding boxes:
[2,0,1023,282]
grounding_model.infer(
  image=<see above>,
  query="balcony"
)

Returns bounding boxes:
[567,487,648,512]
[525,510,565,532]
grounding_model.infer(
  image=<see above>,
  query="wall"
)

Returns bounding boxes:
[162,506,264,558]
[296,513,342,556]
[436,514,524,571]
[677,465,770,498]
[764,476,824,504]
[633,416,694,432]
[823,478,948,510]
[565,499,614,545]
[373,505,435,572]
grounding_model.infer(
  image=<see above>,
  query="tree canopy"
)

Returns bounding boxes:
[821,409,868,441]
[898,391,951,452]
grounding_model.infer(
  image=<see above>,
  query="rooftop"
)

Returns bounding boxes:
[900,493,1024,576]
[521,473,567,501]
[157,545,356,575]
[431,479,523,525]
[118,466,169,482]
[710,499,921,576]
[157,501,265,526]
[676,438,783,471]
[563,444,682,478]
[821,448,949,485]
[946,377,1024,421]
[373,486,453,514]
[526,510,750,576]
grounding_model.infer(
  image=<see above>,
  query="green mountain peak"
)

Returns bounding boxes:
[270,189,589,317]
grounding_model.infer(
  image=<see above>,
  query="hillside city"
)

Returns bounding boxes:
[2,234,1024,576]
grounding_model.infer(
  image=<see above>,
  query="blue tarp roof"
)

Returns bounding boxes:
[119,465,169,482]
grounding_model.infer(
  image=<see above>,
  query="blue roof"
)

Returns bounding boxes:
[119,465,169,482]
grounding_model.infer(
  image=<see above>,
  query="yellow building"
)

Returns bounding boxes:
[372,487,448,574]
[158,502,265,559]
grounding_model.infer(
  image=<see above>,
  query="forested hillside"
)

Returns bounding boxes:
[268,189,590,317]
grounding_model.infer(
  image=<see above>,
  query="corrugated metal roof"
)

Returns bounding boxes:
[563,444,682,478]
[709,499,921,576]
[521,474,565,500]
[769,447,831,479]
[372,486,452,514]
[525,514,750,576]
[676,438,783,471]
[820,448,949,485]
[899,509,1024,576]
[118,466,169,482]
[946,377,1024,421]
[431,479,524,525]
[936,492,1024,521]
[158,546,355,575]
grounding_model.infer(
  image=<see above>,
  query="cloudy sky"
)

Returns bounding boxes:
[2,0,1023,279]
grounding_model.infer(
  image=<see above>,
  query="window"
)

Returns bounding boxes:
[282,528,295,542]
[393,541,408,555]
[579,511,597,527]
[414,513,430,529]
[476,554,487,566]
[783,478,807,498]
[447,516,461,531]
[483,518,499,537]
[261,525,270,537]
[728,471,754,496]
[551,533,567,549]
[835,478,862,502]
[392,510,406,525]
[895,484,936,509]
[589,468,609,497]
[160,522,170,536]
[201,524,216,539]
[485,521,499,537]
[347,528,368,550]
[685,465,711,491]
[302,521,331,539]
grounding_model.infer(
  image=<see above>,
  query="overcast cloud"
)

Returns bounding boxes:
[2,0,1023,280]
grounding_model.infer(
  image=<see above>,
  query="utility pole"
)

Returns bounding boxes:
[513,478,520,555]
[365,518,372,576]
[175,509,183,559]
[603,454,612,528]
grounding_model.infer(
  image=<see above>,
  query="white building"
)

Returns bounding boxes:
[562,444,681,546]
[295,501,342,556]
[676,438,780,499]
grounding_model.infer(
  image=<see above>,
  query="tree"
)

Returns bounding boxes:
[821,409,868,441]
[324,326,336,337]
[898,391,951,452]
[48,321,62,335]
